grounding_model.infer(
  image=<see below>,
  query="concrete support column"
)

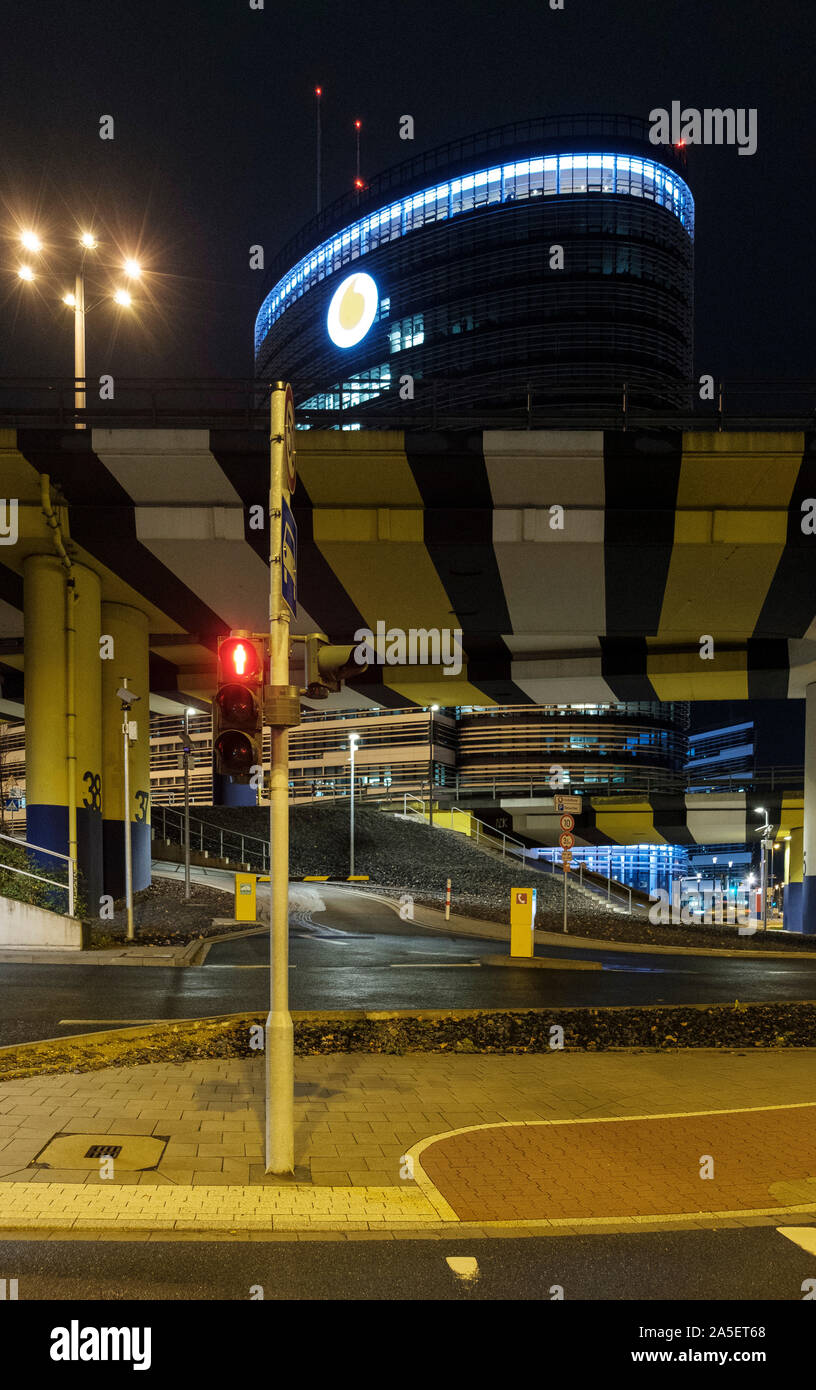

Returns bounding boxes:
[23,555,68,879]
[802,683,816,935]
[72,564,103,909]
[100,603,151,899]
[212,764,257,806]
[23,556,104,910]
[783,826,804,933]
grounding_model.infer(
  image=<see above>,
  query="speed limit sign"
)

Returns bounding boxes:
[559,813,575,832]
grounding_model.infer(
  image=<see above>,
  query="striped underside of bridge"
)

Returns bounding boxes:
[507,793,805,848]
[1,425,816,706]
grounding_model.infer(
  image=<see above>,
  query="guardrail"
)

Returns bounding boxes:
[0,376,815,431]
[152,805,269,873]
[0,831,75,915]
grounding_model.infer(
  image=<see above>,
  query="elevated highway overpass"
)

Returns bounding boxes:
[1,420,815,929]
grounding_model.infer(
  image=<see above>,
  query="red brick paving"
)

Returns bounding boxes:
[419,1105,816,1222]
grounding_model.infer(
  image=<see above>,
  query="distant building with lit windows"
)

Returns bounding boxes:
[254,114,694,423]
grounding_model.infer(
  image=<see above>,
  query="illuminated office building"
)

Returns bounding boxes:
[254,114,694,420]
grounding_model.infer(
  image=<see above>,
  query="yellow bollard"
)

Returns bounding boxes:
[235,872,257,923]
[510,887,537,957]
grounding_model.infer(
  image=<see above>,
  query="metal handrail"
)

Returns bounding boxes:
[0,375,815,431]
[447,805,529,864]
[0,830,75,916]
[152,804,269,873]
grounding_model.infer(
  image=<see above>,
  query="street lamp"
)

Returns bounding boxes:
[116,679,141,940]
[11,226,146,428]
[182,707,198,901]
[349,733,360,876]
[754,808,772,932]
[428,705,439,826]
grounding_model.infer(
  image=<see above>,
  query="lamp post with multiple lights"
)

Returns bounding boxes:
[15,227,144,428]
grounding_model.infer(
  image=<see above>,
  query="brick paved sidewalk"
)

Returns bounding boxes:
[0,1051,815,1236]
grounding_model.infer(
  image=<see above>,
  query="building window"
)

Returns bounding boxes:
[388,313,424,352]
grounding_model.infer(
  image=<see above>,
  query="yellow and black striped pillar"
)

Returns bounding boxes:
[22,555,103,908]
[23,553,68,882]
[783,826,804,932]
[802,681,816,936]
[100,603,151,899]
[72,563,103,910]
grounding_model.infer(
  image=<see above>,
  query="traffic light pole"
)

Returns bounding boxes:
[266,383,295,1175]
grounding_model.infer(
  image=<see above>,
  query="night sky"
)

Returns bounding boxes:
[1,0,814,384]
[2,0,811,761]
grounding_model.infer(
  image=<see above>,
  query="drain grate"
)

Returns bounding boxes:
[31,1132,168,1172]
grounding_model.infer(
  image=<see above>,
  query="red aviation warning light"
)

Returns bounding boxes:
[213,632,265,782]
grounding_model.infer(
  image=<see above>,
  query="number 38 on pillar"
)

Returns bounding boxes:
[213,632,265,782]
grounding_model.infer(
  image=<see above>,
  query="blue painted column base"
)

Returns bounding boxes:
[212,769,257,806]
[783,881,803,934]
[102,820,152,901]
[801,876,816,936]
[24,804,70,912]
[76,807,103,915]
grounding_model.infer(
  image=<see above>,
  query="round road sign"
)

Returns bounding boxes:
[559,813,575,832]
[559,831,575,849]
[284,383,296,494]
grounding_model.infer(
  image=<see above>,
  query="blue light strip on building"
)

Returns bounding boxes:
[255,152,695,352]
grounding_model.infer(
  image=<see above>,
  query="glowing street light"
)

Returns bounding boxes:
[10,220,151,429]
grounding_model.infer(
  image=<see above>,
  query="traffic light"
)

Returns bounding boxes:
[301,633,366,698]
[214,632,265,781]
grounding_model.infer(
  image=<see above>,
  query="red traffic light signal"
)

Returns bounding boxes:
[219,636,261,681]
[214,633,265,782]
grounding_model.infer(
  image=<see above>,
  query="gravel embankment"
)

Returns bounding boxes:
[91,879,236,947]
[176,804,816,953]
[2,1004,816,1080]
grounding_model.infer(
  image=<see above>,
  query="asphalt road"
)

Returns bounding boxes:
[1,1226,813,1301]
[2,881,816,1045]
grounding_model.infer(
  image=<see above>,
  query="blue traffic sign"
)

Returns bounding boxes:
[281,497,297,617]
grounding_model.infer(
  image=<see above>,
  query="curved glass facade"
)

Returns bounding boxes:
[254,153,694,351]
[254,116,695,418]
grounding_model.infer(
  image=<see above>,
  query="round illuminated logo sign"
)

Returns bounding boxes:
[326,272,378,349]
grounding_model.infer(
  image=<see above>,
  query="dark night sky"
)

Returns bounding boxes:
[1,0,814,382]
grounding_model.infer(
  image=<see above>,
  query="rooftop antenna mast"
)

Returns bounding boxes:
[354,118,363,200]
[315,86,323,213]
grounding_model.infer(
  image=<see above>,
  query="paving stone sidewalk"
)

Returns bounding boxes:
[0,1051,815,1236]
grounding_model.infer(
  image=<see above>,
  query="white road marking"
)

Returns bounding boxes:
[58,1019,168,1025]
[446,1256,480,1282]
[777,1227,816,1255]
[389,962,481,969]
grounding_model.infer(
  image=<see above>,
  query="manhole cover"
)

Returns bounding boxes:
[31,1133,168,1172]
